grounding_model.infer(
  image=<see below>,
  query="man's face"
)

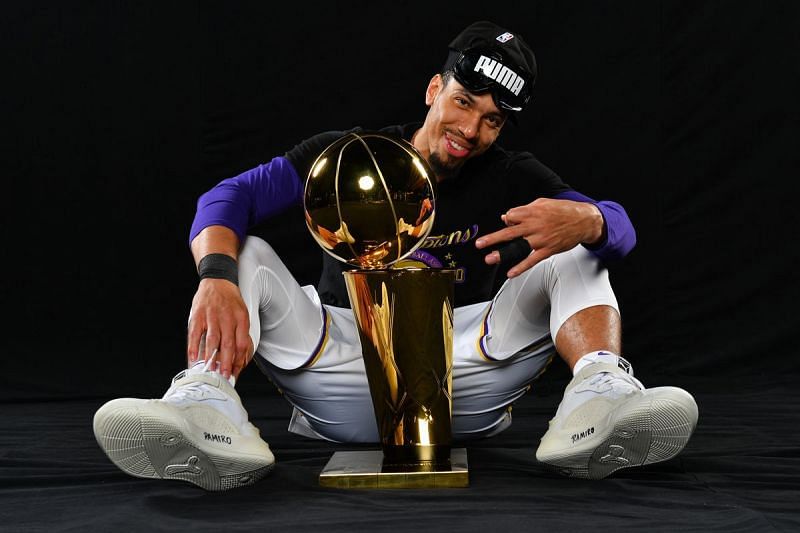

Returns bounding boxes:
[414,74,507,180]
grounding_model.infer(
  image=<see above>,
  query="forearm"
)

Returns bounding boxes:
[185,158,304,380]
[187,224,251,379]
[554,191,636,261]
[191,225,240,266]
[578,202,605,246]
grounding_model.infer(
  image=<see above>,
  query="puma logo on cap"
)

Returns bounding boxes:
[473,56,526,96]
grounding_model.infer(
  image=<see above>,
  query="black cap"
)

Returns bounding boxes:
[443,21,537,119]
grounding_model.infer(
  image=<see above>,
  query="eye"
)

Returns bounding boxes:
[485,115,502,128]
[454,96,469,107]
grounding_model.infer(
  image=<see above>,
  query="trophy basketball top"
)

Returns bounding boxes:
[303,132,436,269]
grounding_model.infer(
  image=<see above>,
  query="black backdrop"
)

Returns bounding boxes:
[4,3,800,531]
[4,0,799,401]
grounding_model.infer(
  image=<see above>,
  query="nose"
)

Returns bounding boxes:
[458,112,481,140]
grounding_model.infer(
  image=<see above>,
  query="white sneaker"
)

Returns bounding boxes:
[93,367,275,491]
[536,355,698,479]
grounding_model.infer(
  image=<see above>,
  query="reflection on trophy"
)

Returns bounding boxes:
[304,132,467,488]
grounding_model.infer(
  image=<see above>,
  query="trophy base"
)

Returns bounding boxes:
[319,448,468,489]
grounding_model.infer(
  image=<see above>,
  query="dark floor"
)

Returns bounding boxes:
[2,371,799,532]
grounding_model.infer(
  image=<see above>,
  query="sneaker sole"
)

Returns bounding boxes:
[93,400,274,491]
[538,388,698,479]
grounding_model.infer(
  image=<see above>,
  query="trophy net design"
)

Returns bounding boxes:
[305,133,466,487]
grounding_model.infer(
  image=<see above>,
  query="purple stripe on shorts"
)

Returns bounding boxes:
[479,299,552,361]
[301,305,330,368]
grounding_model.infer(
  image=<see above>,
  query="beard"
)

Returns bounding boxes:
[427,150,462,181]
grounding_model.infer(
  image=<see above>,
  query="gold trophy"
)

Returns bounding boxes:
[304,133,468,488]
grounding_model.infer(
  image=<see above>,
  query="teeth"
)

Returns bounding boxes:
[448,136,466,151]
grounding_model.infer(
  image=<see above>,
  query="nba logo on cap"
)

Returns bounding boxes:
[496,32,514,43]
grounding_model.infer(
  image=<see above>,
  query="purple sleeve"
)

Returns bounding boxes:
[188,156,303,244]
[554,190,637,261]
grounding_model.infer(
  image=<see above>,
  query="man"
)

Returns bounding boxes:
[94,21,698,490]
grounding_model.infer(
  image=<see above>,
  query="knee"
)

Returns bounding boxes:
[543,246,608,285]
[239,236,280,267]
[511,246,603,291]
[522,246,613,305]
[552,246,603,272]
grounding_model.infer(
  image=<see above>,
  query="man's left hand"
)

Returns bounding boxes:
[475,198,604,277]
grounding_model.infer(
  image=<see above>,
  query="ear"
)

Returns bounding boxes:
[425,74,444,106]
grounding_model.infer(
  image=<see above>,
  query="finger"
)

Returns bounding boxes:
[475,225,525,249]
[204,327,221,362]
[220,310,247,380]
[500,213,517,227]
[231,359,244,382]
[507,248,552,278]
[202,347,219,371]
[217,320,238,380]
[187,316,206,365]
[197,331,208,366]
[232,320,252,380]
[503,205,530,223]
[484,250,501,265]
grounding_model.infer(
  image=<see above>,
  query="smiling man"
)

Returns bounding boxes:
[413,73,506,178]
[94,21,698,490]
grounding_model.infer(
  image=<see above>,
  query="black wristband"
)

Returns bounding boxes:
[198,253,239,286]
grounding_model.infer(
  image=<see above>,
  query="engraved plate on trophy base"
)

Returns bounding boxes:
[319,448,468,489]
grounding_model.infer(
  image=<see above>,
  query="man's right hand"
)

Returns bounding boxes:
[188,225,249,380]
[187,278,251,380]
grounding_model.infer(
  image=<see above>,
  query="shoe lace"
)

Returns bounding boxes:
[164,381,214,402]
[583,370,644,395]
[164,349,226,403]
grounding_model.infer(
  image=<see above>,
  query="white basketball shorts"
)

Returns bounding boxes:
[236,236,618,443]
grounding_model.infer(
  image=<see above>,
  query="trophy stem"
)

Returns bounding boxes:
[344,269,456,465]
[319,268,467,488]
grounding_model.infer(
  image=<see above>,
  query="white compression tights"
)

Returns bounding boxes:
[236,236,618,443]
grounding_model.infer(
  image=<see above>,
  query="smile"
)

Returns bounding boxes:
[444,133,471,157]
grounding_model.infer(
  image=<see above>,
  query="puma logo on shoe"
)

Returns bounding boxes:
[165,455,203,475]
[204,432,232,444]
[571,426,595,443]
[600,445,630,465]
